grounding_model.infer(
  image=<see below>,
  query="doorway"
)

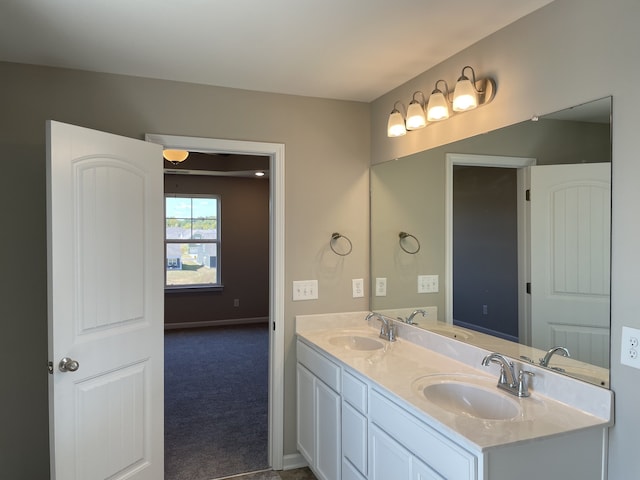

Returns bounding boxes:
[445,153,536,344]
[146,134,285,472]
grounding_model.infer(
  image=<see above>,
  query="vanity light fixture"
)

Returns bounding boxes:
[163,149,189,165]
[405,92,427,130]
[426,80,451,121]
[387,65,496,138]
[453,66,482,112]
[387,101,407,137]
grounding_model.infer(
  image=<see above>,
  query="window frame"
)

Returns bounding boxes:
[164,193,222,291]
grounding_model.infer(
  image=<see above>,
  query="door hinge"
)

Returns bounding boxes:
[48,361,54,374]
[526,282,531,294]
[526,189,531,201]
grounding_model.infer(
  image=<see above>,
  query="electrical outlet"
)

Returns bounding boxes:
[233,298,240,307]
[375,278,387,297]
[621,326,640,368]
[352,278,364,298]
[418,275,439,293]
[293,280,318,301]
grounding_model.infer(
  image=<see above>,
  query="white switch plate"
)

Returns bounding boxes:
[621,326,640,369]
[418,275,439,293]
[375,277,387,297]
[293,280,318,301]
[352,278,364,298]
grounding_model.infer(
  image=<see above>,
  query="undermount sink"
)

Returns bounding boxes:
[413,374,522,420]
[329,335,384,351]
[428,327,473,341]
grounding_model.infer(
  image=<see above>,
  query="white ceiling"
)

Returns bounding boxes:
[0,0,554,102]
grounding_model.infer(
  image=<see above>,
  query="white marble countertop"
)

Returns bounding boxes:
[296,311,614,453]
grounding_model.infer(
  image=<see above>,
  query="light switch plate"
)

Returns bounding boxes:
[418,274,439,293]
[621,326,640,369]
[293,280,318,301]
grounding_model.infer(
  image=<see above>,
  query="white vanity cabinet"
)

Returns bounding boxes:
[296,334,608,480]
[296,340,341,480]
[369,389,476,480]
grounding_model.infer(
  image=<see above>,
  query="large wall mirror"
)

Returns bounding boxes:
[371,97,611,388]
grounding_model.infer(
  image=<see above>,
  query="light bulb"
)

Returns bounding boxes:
[405,101,427,130]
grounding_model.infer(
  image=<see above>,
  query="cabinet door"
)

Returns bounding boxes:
[315,379,341,480]
[343,458,367,480]
[412,457,444,480]
[297,364,315,466]
[369,424,411,480]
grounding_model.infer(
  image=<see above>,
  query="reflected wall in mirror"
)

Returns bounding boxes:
[371,97,611,387]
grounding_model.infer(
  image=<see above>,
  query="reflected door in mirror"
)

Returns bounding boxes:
[530,163,611,368]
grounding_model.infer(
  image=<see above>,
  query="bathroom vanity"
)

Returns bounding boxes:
[296,312,613,480]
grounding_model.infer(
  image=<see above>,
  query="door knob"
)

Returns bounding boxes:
[58,357,80,372]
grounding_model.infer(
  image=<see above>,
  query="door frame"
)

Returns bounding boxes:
[146,133,285,470]
[445,153,535,344]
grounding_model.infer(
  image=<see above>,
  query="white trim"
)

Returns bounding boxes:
[444,154,536,339]
[282,453,308,471]
[146,133,285,470]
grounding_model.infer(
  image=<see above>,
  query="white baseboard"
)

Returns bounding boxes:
[164,317,269,330]
[281,453,308,471]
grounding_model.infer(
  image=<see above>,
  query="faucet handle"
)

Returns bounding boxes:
[388,323,397,342]
[517,370,535,397]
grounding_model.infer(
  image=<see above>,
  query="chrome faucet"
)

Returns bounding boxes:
[404,309,428,325]
[365,312,397,342]
[539,346,570,367]
[482,352,535,397]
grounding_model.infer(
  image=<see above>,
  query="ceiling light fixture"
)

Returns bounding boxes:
[387,101,407,137]
[387,66,495,138]
[163,149,189,165]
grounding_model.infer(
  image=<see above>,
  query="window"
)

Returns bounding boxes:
[165,195,220,288]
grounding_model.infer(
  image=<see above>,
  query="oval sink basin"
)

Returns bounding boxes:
[329,335,384,351]
[414,375,522,420]
[428,327,473,341]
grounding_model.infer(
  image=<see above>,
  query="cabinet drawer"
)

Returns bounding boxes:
[297,340,341,392]
[343,370,367,414]
[370,390,476,480]
[343,402,367,474]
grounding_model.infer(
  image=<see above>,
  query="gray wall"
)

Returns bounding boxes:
[164,174,270,326]
[0,61,370,478]
[370,0,640,477]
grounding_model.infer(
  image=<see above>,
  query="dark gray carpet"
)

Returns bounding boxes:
[165,324,270,480]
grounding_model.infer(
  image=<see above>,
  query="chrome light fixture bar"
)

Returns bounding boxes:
[387,66,496,138]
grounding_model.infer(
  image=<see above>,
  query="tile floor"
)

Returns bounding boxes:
[216,467,317,480]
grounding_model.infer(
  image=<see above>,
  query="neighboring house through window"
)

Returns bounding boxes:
[165,195,220,288]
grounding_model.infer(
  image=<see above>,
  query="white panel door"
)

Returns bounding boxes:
[530,163,610,367]
[47,121,164,480]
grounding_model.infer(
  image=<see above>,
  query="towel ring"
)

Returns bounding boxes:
[399,231,420,254]
[330,232,353,256]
